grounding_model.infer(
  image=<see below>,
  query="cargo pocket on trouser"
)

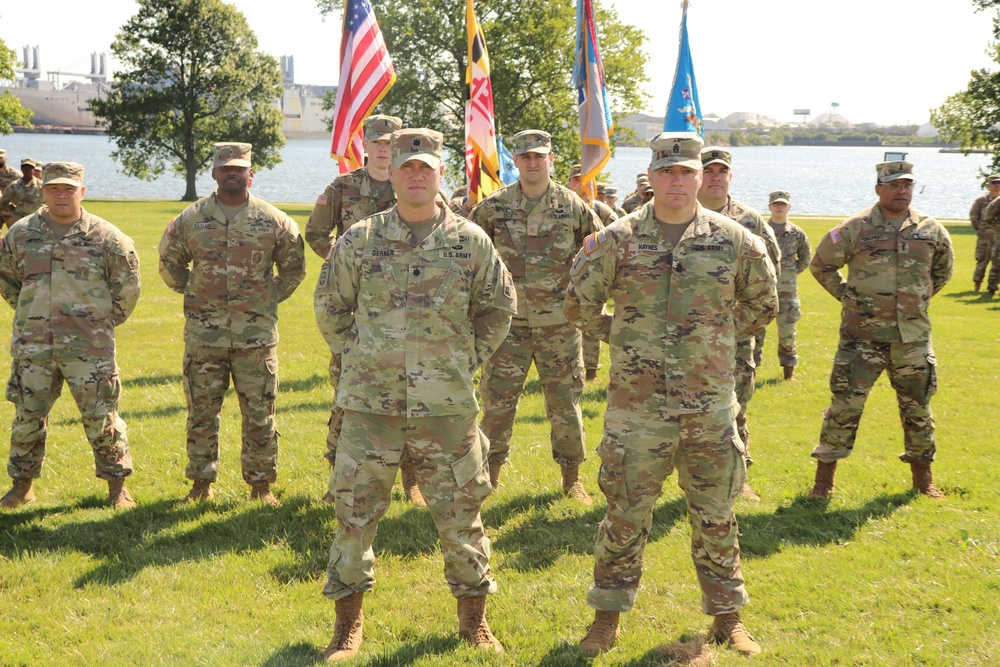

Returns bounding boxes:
[451,429,492,509]
[596,434,628,514]
[262,352,279,415]
[786,295,802,323]
[94,360,131,476]
[5,359,23,405]
[924,350,938,400]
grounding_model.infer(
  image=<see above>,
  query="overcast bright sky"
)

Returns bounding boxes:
[2,0,996,126]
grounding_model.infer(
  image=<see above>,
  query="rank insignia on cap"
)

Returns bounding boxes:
[411,138,422,151]
[830,228,842,244]
[672,141,681,154]
[583,232,600,255]
[316,194,328,205]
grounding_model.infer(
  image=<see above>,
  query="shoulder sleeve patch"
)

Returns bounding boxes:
[829,227,842,244]
[316,194,328,206]
[583,232,601,255]
[166,217,178,238]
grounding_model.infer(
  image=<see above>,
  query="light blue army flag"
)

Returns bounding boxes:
[496,135,519,185]
[664,0,703,136]
[573,0,613,200]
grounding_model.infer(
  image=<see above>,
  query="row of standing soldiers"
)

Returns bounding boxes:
[0,118,953,660]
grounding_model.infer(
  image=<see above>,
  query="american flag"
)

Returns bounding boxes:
[329,0,397,173]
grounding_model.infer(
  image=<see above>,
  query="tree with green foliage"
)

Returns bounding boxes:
[316,0,648,181]
[932,1,1000,179]
[90,0,285,201]
[0,39,33,134]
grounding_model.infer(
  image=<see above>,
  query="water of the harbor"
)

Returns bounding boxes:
[1,133,991,220]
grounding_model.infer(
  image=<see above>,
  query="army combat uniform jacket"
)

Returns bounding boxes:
[0,177,42,228]
[315,203,516,418]
[811,205,953,344]
[0,165,21,194]
[158,192,306,348]
[565,204,778,415]
[769,220,811,293]
[470,181,602,328]
[971,192,996,231]
[306,167,396,258]
[0,207,141,359]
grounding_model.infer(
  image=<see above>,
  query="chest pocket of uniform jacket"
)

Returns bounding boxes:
[423,258,470,334]
[23,240,52,281]
[858,234,896,266]
[357,254,403,319]
[902,235,936,265]
[64,239,105,282]
[613,247,668,313]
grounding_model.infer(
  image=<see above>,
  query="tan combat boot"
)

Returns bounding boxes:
[457,595,504,652]
[739,481,761,501]
[183,480,214,504]
[0,478,35,509]
[108,478,137,510]
[712,611,761,656]
[579,610,620,655]
[807,460,837,498]
[400,461,427,507]
[975,281,982,292]
[561,464,593,506]
[782,366,795,380]
[322,591,364,661]
[910,462,945,499]
[250,482,281,507]
[488,460,503,490]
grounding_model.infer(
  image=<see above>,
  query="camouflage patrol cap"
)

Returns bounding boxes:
[649,132,703,171]
[568,164,582,179]
[20,157,35,168]
[0,149,5,157]
[42,161,84,187]
[642,183,654,194]
[364,114,403,142]
[876,160,914,183]
[604,186,618,196]
[213,142,252,168]
[391,128,443,169]
[635,172,646,183]
[510,130,552,156]
[769,190,791,204]
[989,174,1000,183]
[596,183,606,195]
[637,174,650,184]
[701,146,732,168]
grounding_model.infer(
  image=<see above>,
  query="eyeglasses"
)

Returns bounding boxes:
[990,181,1000,185]
[882,181,914,191]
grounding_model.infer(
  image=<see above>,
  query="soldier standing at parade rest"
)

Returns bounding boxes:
[0,162,140,510]
[315,128,516,660]
[567,163,617,381]
[306,114,427,506]
[566,132,776,657]
[969,173,1000,292]
[158,142,305,508]
[0,158,43,229]
[470,129,603,501]
[808,161,953,499]
[755,190,811,379]
[0,149,22,194]
[697,146,780,500]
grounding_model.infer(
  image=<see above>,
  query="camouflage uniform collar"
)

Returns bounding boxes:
[513,180,559,211]
[872,203,916,230]
[384,201,454,248]
[360,167,392,198]
[34,207,93,236]
[636,203,711,243]
[208,191,261,222]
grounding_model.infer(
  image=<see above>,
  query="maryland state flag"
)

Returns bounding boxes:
[664,0,703,135]
[574,0,613,199]
[465,0,503,205]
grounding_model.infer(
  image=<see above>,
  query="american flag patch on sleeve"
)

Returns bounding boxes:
[316,194,328,205]
[166,217,177,237]
[830,227,842,244]
[583,232,600,255]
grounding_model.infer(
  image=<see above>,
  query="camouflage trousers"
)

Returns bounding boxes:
[974,226,996,285]
[479,322,585,466]
[323,410,496,600]
[986,229,1000,290]
[733,337,756,463]
[583,334,602,371]
[183,344,279,484]
[813,338,937,463]
[5,356,132,480]
[754,292,801,368]
[588,405,749,615]
[324,352,344,465]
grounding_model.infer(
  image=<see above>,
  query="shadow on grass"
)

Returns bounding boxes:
[737,491,914,558]
[122,373,183,388]
[616,632,716,667]
[259,641,325,667]
[485,492,689,573]
[281,373,328,393]
[360,636,463,667]
[0,495,337,588]
[942,290,995,304]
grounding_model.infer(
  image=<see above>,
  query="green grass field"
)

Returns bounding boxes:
[0,201,996,666]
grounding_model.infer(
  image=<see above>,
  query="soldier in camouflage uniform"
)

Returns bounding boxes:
[697,147,780,500]
[621,174,652,214]
[969,174,1000,291]
[0,158,43,229]
[470,130,603,502]
[566,133,776,658]
[449,185,474,219]
[0,162,140,510]
[306,115,433,503]
[315,129,516,660]
[754,191,811,379]
[598,184,627,218]
[568,164,618,381]
[0,150,22,194]
[808,161,953,500]
[159,142,305,508]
